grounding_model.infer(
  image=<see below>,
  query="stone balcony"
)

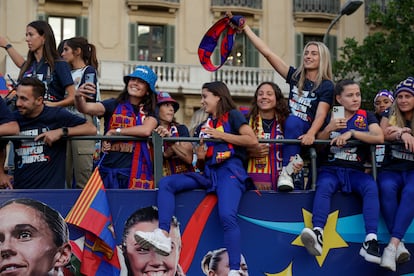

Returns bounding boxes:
[100,60,289,97]
[5,57,290,97]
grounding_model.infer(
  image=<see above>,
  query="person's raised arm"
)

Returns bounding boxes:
[242,24,289,79]
[75,83,105,117]
[0,36,25,68]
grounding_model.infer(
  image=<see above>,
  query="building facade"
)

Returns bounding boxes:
[1,0,381,125]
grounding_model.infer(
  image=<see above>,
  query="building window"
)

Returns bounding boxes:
[129,23,175,62]
[48,17,76,46]
[303,34,323,45]
[224,34,245,66]
[138,25,165,62]
[295,33,336,66]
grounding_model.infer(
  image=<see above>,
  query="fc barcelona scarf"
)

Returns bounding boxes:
[198,14,245,72]
[108,102,153,189]
[199,112,235,165]
[163,124,194,176]
[247,114,283,191]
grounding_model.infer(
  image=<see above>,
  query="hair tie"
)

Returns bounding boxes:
[198,15,245,72]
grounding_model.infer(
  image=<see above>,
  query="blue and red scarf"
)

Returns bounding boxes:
[199,112,235,165]
[108,102,153,189]
[163,124,194,176]
[198,15,245,72]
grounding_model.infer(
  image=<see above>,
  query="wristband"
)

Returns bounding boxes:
[3,44,12,50]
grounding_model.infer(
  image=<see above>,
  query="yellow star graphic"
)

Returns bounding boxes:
[265,261,292,276]
[292,208,348,267]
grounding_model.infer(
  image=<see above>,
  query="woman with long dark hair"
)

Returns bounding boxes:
[75,65,158,189]
[135,81,258,276]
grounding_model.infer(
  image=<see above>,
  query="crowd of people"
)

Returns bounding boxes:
[0,17,413,274]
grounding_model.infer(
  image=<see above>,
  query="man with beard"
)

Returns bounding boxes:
[0,77,96,189]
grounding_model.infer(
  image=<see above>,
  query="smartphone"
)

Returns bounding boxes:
[84,73,96,102]
[85,73,95,84]
[332,106,345,119]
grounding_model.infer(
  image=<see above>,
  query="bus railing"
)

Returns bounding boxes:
[0,135,381,189]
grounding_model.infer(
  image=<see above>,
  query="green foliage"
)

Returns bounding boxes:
[333,0,414,110]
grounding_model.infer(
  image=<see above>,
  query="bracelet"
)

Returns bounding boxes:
[2,44,12,50]
[350,129,356,138]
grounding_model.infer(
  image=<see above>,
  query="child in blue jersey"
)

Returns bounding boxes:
[299,79,384,264]
[378,77,414,271]
[134,81,258,276]
[239,19,334,191]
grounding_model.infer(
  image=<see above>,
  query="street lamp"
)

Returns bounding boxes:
[323,0,364,45]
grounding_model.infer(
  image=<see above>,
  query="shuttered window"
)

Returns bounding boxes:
[129,23,175,62]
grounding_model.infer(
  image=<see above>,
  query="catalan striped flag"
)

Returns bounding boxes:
[65,167,120,275]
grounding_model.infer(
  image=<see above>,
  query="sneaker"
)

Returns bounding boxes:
[381,244,397,271]
[300,228,323,256]
[396,241,411,264]
[277,168,294,192]
[134,228,171,256]
[360,239,381,264]
[228,270,241,276]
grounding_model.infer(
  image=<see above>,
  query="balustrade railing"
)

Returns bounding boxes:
[0,135,380,190]
[293,0,340,14]
[211,0,262,9]
[120,61,283,96]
